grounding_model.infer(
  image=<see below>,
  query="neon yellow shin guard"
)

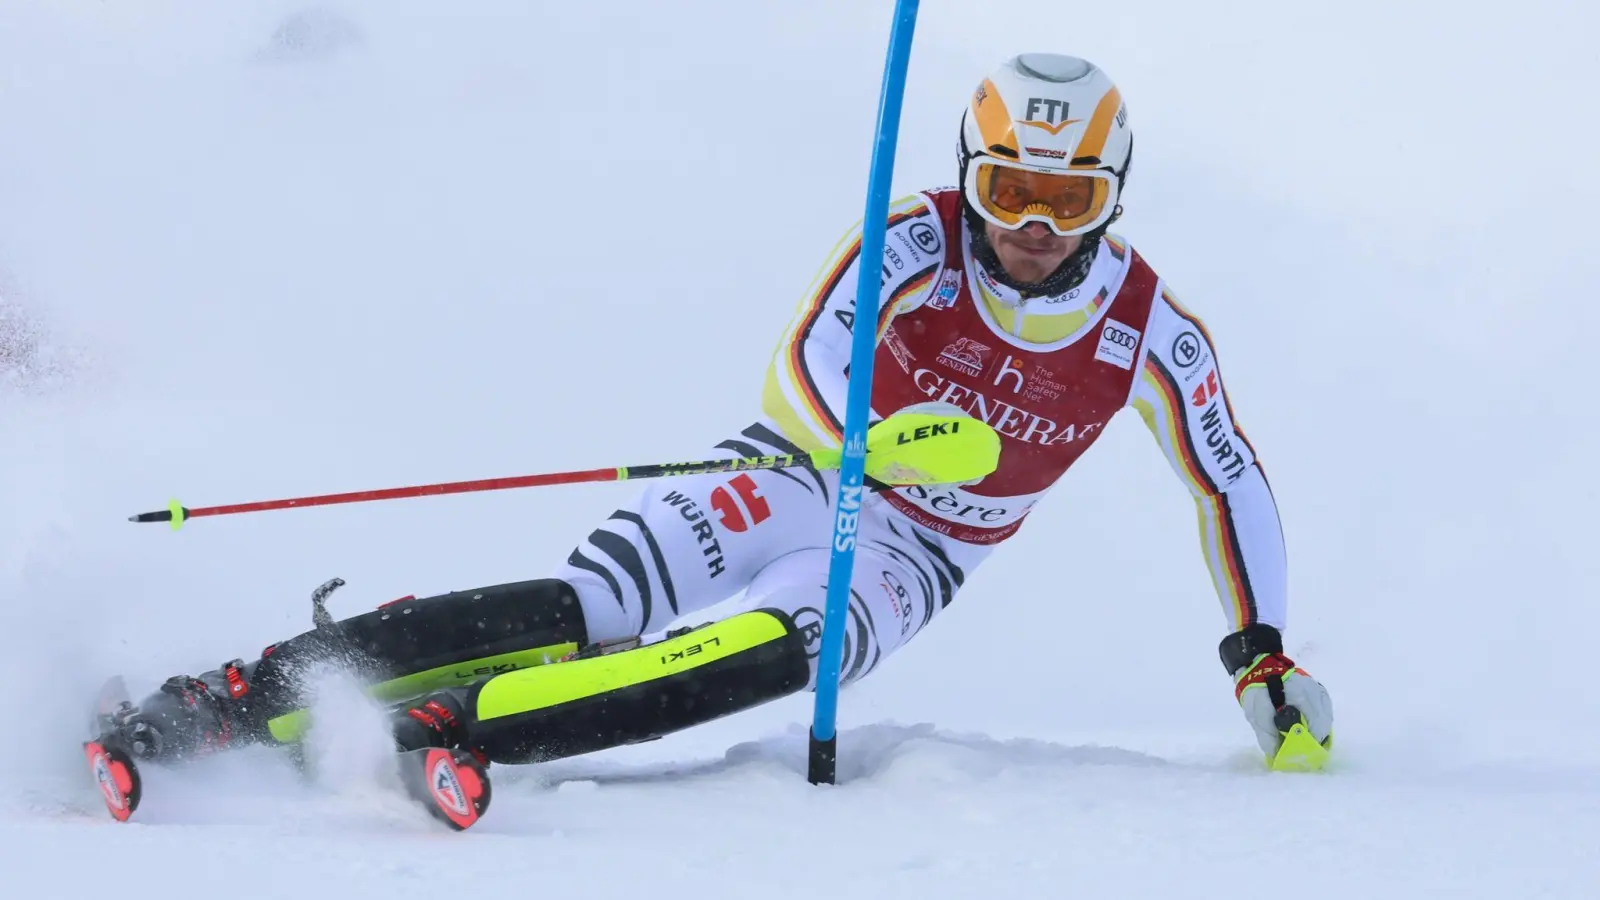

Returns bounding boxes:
[463,609,811,764]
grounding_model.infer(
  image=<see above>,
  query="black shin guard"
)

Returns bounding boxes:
[248,579,590,731]
[460,609,810,765]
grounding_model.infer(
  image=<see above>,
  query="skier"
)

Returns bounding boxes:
[102,52,1333,789]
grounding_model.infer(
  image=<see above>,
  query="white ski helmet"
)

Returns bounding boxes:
[958,53,1133,242]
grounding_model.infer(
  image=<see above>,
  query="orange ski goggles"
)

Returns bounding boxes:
[965,158,1119,236]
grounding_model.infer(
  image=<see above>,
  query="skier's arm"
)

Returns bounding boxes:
[761,193,944,452]
[1130,288,1287,632]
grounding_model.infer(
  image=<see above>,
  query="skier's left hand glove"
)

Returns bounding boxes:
[1219,624,1333,771]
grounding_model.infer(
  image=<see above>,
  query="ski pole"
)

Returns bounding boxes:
[127,411,1000,530]
[129,452,823,530]
[808,0,921,786]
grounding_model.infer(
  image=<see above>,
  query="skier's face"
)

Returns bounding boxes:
[985,221,1082,285]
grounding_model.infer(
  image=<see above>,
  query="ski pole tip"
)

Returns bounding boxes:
[127,500,189,528]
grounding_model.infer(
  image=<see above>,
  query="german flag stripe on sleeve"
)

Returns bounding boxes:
[1103,234,1127,262]
[1138,367,1259,630]
[785,241,857,441]
[1160,289,1258,461]
[762,221,856,450]
[883,264,936,335]
[778,200,933,444]
[1197,492,1258,629]
[1140,355,1218,496]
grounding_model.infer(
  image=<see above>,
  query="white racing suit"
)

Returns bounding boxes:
[555,187,1287,692]
[559,424,968,690]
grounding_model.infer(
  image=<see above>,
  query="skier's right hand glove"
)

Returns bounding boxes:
[1219,624,1333,771]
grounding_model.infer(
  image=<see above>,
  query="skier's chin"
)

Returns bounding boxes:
[996,256,1060,284]
[987,225,1079,285]
[993,248,1068,284]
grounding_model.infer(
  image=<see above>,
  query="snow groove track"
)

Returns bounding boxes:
[6,723,1598,898]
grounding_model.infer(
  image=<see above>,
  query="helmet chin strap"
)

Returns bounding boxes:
[963,201,1118,298]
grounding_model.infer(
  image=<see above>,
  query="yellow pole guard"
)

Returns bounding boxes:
[860,411,1001,486]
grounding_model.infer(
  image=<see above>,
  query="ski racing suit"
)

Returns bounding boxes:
[124,187,1309,768]
[553,186,1284,677]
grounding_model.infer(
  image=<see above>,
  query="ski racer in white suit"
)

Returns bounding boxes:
[115,53,1331,775]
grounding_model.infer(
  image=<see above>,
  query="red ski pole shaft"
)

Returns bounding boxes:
[128,451,825,529]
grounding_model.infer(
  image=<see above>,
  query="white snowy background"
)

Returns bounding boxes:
[2,1,1597,897]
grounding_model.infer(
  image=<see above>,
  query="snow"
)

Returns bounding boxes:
[2,1,1598,897]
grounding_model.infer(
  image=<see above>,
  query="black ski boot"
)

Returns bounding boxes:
[107,661,256,763]
[392,690,477,756]
[83,664,255,825]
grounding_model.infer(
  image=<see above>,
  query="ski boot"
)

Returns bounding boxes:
[83,662,255,823]
[392,690,476,756]
[103,663,255,763]
[388,690,493,830]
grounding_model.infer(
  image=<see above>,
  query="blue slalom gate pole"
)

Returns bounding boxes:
[808,0,920,786]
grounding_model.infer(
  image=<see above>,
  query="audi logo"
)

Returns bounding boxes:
[1102,325,1138,349]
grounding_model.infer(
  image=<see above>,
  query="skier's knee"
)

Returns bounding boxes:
[739,582,893,691]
